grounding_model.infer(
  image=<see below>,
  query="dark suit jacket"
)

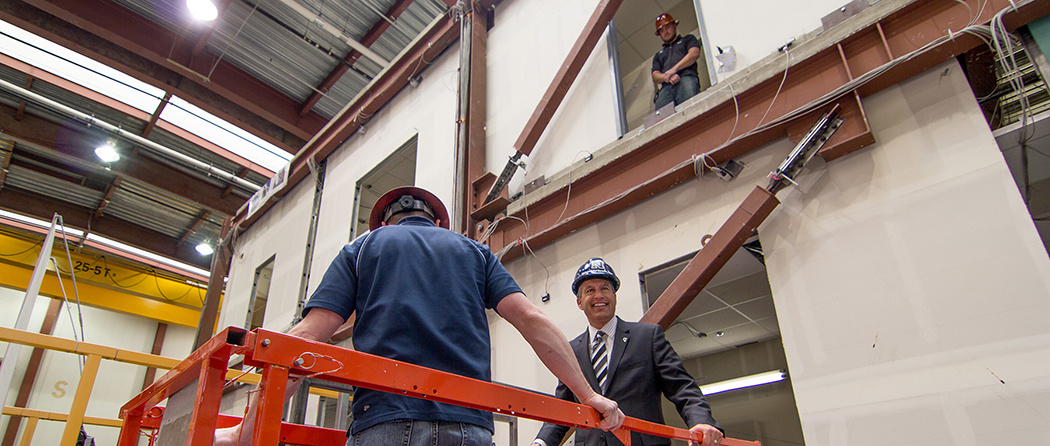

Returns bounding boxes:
[535,318,721,446]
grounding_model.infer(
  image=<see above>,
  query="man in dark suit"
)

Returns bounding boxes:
[533,258,723,446]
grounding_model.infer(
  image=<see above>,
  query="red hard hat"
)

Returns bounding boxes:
[654,13,677,35]
[368,186,450,231]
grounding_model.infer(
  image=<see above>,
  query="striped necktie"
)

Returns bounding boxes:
[591,330,608,392]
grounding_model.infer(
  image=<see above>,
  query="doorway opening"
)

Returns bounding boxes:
[639,238,804,446]
[350,135,418,239]
[246,255,275,330]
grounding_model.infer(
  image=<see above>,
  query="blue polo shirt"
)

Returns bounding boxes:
[304,216,522,434]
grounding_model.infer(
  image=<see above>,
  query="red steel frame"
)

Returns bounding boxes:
[119,327,762,446]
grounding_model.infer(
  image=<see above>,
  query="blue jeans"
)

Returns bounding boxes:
[654,75,701,110]
[349,420,491,446]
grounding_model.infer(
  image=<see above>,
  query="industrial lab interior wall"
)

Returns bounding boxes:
[486,0,620,198]
[222,173,316,333]
[697,0,873,81]
[0,286,195,445]
[760,58,1050,445]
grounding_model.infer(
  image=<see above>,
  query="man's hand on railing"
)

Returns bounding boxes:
[689,423,723,446]
[580,393,624,431]
[214,424,249,446]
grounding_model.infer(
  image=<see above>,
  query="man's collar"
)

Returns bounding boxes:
[588,317,618,338]
[662,35,682,47]
[395,215,437,227]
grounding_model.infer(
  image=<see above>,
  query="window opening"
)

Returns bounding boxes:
[351,135,418,239]
[611,0,716,132]
[246,255,275,330]
[639,238,804,446]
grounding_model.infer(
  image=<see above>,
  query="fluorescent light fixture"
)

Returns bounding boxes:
[95,143,120,162]
[187,0,219,21]
[0,203,209,278]
[0,209,84,237]
[700,370,786,395]
[87,233,210,278]
[195,243,214,256]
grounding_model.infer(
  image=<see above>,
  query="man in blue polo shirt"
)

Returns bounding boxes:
[652,13,703,110]
[215,187,623,446]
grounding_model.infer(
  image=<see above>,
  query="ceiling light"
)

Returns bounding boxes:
[94,143,120,162]
[195,243,214,256]
[700,370,786,395]
[187,0,219,21]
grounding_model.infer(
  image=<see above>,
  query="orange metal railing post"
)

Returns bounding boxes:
[251,364,289,446]
[116,410,143,446]
[186,353,231,445]
[60,354,102,445]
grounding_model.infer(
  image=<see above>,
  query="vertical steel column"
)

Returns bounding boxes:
[195,216,233,349]
[465,3,489,236]
[295,161,325,322]
[140,323,167,391]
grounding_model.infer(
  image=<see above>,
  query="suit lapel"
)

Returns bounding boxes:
[606,317,629,389]
[573,331,602,394]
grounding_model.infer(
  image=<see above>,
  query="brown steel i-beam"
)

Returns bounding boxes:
[299,0,418,117]
[0,299,62,446]
[178,210,213,246]
[462,5,489,237]
[237,13,462,229]
[141,322,168,391]
[0,0,317,149]
[194,216,233,350]
[511,0,621,157]
[15,76,33,121]
[480,0,623,203]
[640,187,780,329]
[483,0,1047,262]
[0,140,12,190]
[0,102,244,215]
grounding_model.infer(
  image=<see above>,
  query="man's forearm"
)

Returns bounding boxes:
[671,48,701,74]
[497,294,598,402]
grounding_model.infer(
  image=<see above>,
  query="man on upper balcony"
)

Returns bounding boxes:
[652,13,703,110]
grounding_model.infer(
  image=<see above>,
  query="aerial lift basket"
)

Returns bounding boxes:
[118,327,762,446]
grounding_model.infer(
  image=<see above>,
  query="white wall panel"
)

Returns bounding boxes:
[223,175,316,332]
[488,0,619,197]
[761,59,1050,445]
[495,132,794,446]
[698,0,852,80]
[306,45,460,301]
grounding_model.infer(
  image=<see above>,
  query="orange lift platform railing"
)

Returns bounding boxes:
[117,326,762,446]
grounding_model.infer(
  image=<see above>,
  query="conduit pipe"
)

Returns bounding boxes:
[275,0,390,67]
[0,78,262,192]
[452,2,471,233]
